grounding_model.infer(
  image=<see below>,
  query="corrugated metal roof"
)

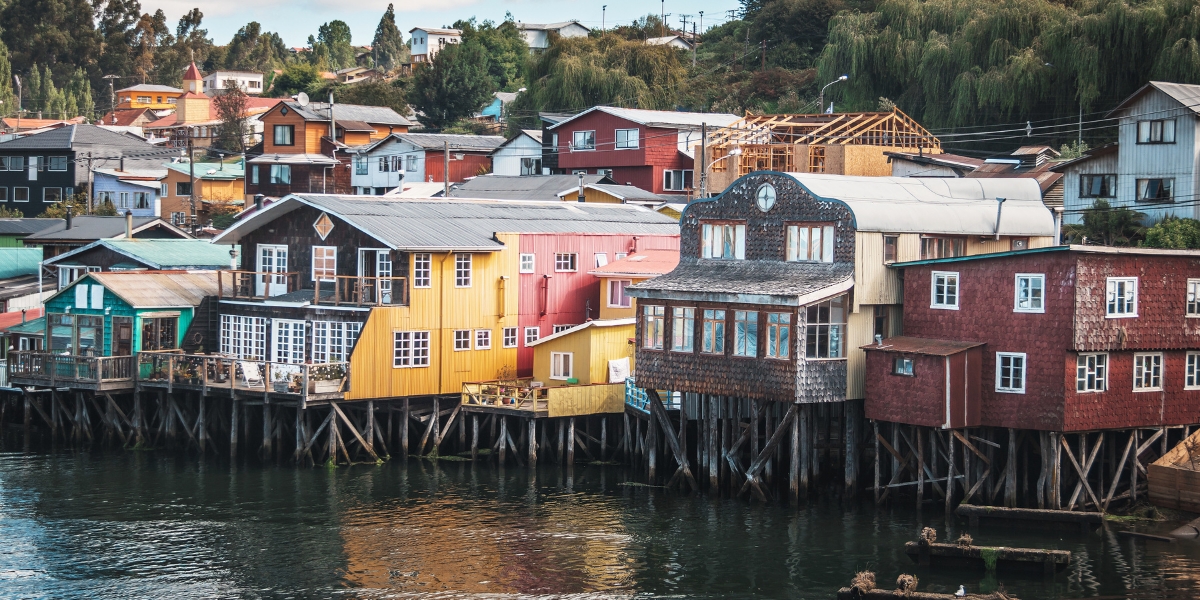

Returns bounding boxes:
[0,218,64,236]
[892,244,1200,268]
[781,173,1055,237]
[213,194,679,251]
[397,133,506,151]
[165,161,245,179]
[44,239,232,270]
[549,106,740,131]
[860,336,984,356]
[24,216,182,241]
[449,174,613,201]
[4,315,44,335]
[590,249,679,277]
[75,271,219,308]
[0,307,42,332]
[628,259,853,306]
[526,318,634,347]
[1108,81,1200,118]
[0,124,173,152]
[117,84,183,94]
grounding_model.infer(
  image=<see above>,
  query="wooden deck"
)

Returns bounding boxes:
[7,352,136,392]
[135,352,349,405]
[461,378,626,419]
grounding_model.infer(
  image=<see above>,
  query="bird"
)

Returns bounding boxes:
[956,585,967,597]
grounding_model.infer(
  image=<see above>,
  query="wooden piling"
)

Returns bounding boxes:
[527,419,537,467]
[799,404,810,496]
[498,416,508,464]
[401,398,410,458]
[567,418,576,466]
[845,400,860,497]
[790,403,801,502]
[471,414,479,460]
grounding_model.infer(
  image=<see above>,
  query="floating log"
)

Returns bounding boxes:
[836,588,1019,600]
[904,541,1069,576]
[1117,531,1176,543]
[956,503,1103,533]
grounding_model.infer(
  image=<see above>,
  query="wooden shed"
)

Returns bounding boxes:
[862,336,983,429]
[1149,428,1200,513]
[527,318,635,388]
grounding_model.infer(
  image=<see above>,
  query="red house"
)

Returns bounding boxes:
[546,107,739,196]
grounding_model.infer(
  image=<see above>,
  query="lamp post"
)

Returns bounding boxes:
[698,146,742,198]
[818,74,848,114]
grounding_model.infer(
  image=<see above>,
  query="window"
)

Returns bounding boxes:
[48,156,67,171]
[413,253,431,287]
[597,168,613,178]
[134,192,149,209]
[12,187,27,202]
[702,309,725,354]
[0,157,7,171]
[786,224,836,262]
[311,321,361,362]
[1187,353,1200,389]
[524,326,540,346]
[1189,279,1200,316]
[219,314,267,359]
[354,156,368,175]
[312,246,336,281]
[643,305,665,349]
[572,130,595,150]
[455,253,472,287]
[118,192,130,208]
[551,133,559,151]
[520,157,542,176]
[171,212,188,225]
[995,352,1026,393]
[615,128,639,149]
[43,188,61,203]
[503,327,518,348]
[475,329,491,350]
[608,279,632,308]
[393,331,431,367]
[269,165,291,185]
[766,313,791,359]
[1014,274,1045,313]
[920,237,965,260]
[883,235,898,264]
[1137,118,1176,143]
[378,156,391,172]
[663,169,693,191]
[141,317,178,351]
[176,182,192,196]
[672,307,695,352]
[1080,174,1116,198]
[519,253,535,273]
[554,253,577,272]
[873,305,890,340]
[550,352,573,380]
[7,156,23,172]
[1137,178,1173,202]
[615,252,627,261]
[406,156,417,171]
[893,357,914,376]
[734,310,758,357]
[1076,353,1107,392]
[1106,277,1138,317]
[553,324,576,333]
[454,329,471,351]
[931,271,959,310]
[0,188,7,202]
[806,295,848,359]
[701,222,746,260]
[1133,353,1163,391]
[272,319,306,364]
[273,125,294,146]
[594,253,608,268]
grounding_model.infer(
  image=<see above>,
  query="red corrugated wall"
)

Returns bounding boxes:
[552,111,695,194]
[423,151,493,183]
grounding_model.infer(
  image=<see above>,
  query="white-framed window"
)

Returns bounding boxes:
[12,187,27,202]
[219,314,267,359]
[519,253,535,273]
[524,326,540,346]
[1133,353,1163,391]
[0,187,7,202]
[893,357,914,376]
[1014,273,1045,313]
[393,331,430,367]
[312,246,336,282]
[786,224,835,263]
[594,253,608,268]
[455,253,471,287]
[475,329,491,350]
[1076,353,1107,392]
[1137,118,1176,143]
[615,128,639,149]
[1188,278,1200,316]
[805,296,847,359]
[615,252,627,261]
[160,182,169,196]
[413,253,431,288]
[502,327,518,348]
[43,188,62,203]
[643,305,665,349]
[995,352,1026,393]
[134,192,149,209]
[269,164,291,184]
[550,352,574,380]
[554,253,577,272]
[663,169,693,191]
[1187,352,1200,390]
[1106,277,1138,317]
[572,130,595,151]
[701,222,746,260]
[1080,174,1116,198]
[931,271,959,310]
[608,279,632,308]
[553,324,575,333]
[354,155,368,175]
[311,321,361,363]
[454,330,471,351]
[271,319,306,364]
[672,307,695,352]
[171,211,188,225]
[406,155,417,171]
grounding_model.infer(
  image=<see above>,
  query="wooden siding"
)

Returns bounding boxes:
[546,383,625,417]
[553,111,695,194]
[1149,429,1200,513]
[44,280,193,355]
[531,322,637,387]
[864,351,947,427]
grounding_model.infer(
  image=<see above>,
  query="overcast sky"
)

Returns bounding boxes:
[143,0,742,48]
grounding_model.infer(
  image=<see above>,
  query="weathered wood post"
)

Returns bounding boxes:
[528,419,537,467]
[945,430,956,513]
[471,414,479,460]
[845,399,860,497]
[401,398,410,458]
[22,391,31,452]
[647,410,657,482]
[498,416,508,464]
[873,420,881,504]
[799,404,810,496]
[365,400,375,457]
[293,404,304,462]
[708,395,718,491]
[567,417,576,466]
[1006,428,1017,507]
[230,398,239,460]
[790,402,801,503]
[262,401,272,457]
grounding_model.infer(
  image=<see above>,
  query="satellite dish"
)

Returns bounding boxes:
[296,92,310,107]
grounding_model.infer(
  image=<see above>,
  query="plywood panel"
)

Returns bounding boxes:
[546,383,625,417]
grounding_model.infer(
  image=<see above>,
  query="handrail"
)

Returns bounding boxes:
[6,351,135,384]
[135,351,349,403]
[217,270,301,300]
[314,275,409,307]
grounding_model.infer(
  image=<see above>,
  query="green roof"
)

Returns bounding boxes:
[47,239,234,270]
[6,315,44,335]
[164,160,245,180]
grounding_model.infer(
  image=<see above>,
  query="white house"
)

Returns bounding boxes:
[351,133,505,193]
[645,35,693,51]
[515,21,591,51]
[202,71,265,96]
[491,130,544,176]
[409,27,462,63]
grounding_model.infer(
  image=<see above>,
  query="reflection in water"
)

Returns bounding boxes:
[1,451,1199,599]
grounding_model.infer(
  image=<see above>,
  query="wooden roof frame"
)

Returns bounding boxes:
[708,108,940,151]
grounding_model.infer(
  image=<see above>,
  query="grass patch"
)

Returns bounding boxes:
[980,547,999,573]
[438,455,472,462]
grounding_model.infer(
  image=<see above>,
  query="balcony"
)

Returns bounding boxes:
[7,351,136,391]
[461,378,626,418]
[216,271,408,307]
[136,352,350,403]
[217,270,302,300]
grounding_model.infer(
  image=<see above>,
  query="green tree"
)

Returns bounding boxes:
[0,40,17,119]
[223,22,289,72]
[67,68,93,119]
[1064,199,1146,247]
[1142,217,1200,249]
[313,79,409,114]
[407,41,494,129]
[155,9,213,87]
[309,20,355,70]
[455,16,528,91]
[269,62,320,97]
[96,0,143,81]
[372,5,409,74]
[0,0,100,78]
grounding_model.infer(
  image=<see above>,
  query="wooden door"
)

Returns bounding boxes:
[112,317,132,355]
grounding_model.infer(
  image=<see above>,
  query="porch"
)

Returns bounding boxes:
[216,270,408,307]
[461,378,627,418]
[7,351,136,391]
[135,351,350,404]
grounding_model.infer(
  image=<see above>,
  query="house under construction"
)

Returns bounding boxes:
[700,108,941,195]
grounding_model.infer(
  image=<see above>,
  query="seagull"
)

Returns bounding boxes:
[956,585,967,597]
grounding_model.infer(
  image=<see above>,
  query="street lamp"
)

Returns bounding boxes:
[818,74,848,114]
[698,146,742,198]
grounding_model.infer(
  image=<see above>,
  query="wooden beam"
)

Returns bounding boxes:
[738,404,798,501]
[648,390,698,492]
[330,401,381,462]
[1060,434,1102,511]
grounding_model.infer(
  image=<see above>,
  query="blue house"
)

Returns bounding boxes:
[92,167,166,218]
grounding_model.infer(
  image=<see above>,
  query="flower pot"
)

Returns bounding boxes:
[272,381,290,393]
[312,380,340,394]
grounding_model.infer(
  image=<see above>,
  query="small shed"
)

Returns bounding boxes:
[862,336,984,429]
[527,318,635,387]
[1149,428,1200,513]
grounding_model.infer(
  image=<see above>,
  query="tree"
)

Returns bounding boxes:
[223,22,289,72]
[96,0,143,81]
[0,0,100,78]
[372,5,408,74]
[309,20,355,70]
[67,69,93,119]
[130,11,168,84]
[0,40,17,119]
[269,63,320,97]
[407,41,494,129]
[1142,217,1200,249]
[1064,199,1146,247]
[213,79,250,154]
[455,17,529,91]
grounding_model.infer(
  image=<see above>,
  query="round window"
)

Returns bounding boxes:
[755,182,777,212]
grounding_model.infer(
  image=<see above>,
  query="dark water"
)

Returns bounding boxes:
[1,452,1199,599]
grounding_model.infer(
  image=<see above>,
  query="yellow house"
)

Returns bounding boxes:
[589,249,679,320]
[556,183,667,206]
[528,318,635,387]
[116,84,184,110]
[161,160,245,227]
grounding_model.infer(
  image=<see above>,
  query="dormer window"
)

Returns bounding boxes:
[701,221,745,260]
[786,224,834,262]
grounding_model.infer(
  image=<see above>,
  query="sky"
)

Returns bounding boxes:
[141,0,744,48]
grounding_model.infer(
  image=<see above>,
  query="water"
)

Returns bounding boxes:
[1,452,1199,599]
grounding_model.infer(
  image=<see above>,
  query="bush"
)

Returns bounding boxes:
[1142,217,1200,249]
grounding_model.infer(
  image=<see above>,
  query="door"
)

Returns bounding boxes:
[256,244,288,297]
[112,317,132,355]
[358,249,392,303]
[271,319,306,364]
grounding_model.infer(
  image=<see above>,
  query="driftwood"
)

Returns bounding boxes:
[905,541,1069,575]
[956,503,1102,533]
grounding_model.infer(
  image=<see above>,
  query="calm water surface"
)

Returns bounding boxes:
[1,451,1199,599]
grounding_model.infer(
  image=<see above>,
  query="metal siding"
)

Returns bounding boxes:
[1060,150,1120,224]
[553,112,694,194]
[423,151,494,184]
[845,308,876,400]
[491,136,543,177]
[531,328,591,386]
[1115,90,1199,221]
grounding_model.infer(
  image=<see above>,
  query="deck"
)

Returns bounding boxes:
[7,352,136,392]
[135,352,349,405]
[461,378,626,418]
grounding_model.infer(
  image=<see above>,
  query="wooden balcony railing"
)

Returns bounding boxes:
[7,351,135,389]
[217,270,301,300]
[314,276,408,307]
[136,351,349,404]
[462,377,626,418]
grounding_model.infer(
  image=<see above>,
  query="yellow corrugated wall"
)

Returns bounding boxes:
[588,322,636,384]
[531,329,592,386]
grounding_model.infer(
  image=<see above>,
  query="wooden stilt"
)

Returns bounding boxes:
[528,418,537,467]
[648,390,696,491]
[1005,428,1017,507]
[917,427,926,508]
[498,416,508,464]
[845,400,860,497]
[708,396,718,491]
[740,404,798,501]
[471,414,479,460]
[22,392,31,452]
[365,401,375,457]
[790,403,801,503]
[567,417,576,466]
[647,411,657,482]
[293,404,304,462]
[197,395,206,455]
[330,401,381,462]
[873,420,881,504]
[799,404,810,496]
[400,399,410,458]
[946,430,956,513]
[623,412,633,462]
[600,417,608,461]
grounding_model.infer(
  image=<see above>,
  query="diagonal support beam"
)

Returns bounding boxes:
[1060,435,1102,511]
[648,390,698,492]
[330,401,381,462]
[738,404,798,501]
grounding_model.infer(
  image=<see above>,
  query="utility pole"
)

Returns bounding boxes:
[443,140,450,197]
[698,122,706,199]
[699,11,703,35]
[661,0,666,37]
[102,75,119,125]
[692,23,697,67]
[602,5,606,31]
[680,14,691,37]
[187,132,197,234]
[86,152,94,213]
[12,75,19,130]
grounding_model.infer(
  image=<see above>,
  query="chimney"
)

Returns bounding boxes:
[119,156,125,172]
[577,172,585,203]
[65,204,73,230]
[254,194,264,210]
[125,210,133,238]
[21,308,26,324]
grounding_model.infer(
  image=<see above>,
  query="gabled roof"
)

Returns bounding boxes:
[99,108,154,127]
[24,216,189,242]
[515,21,591,32]
[43,239,232,270]
[1049,143,1119,172]
[646,35,692,48]
[4,315,44,335]
[117,84,183,94]
[93,167,167,180]
[0,124,170,152]
[590,249,679,278]
[212,194,679,251]
[270,100,412,127]
[0,307,42,332]
[526,318,634,347]
[492,130,542,154]
[395,133,505,151]
[548,106,740,131]
[0,218,64,236]
[1,117,86,130]
[557,183,667,203]
[183,63,203,81]
[884,151,983,172]
[164,161,245,180]
[1107,81,1200,118]
[61,271,219,309]
[448,174,616,201]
